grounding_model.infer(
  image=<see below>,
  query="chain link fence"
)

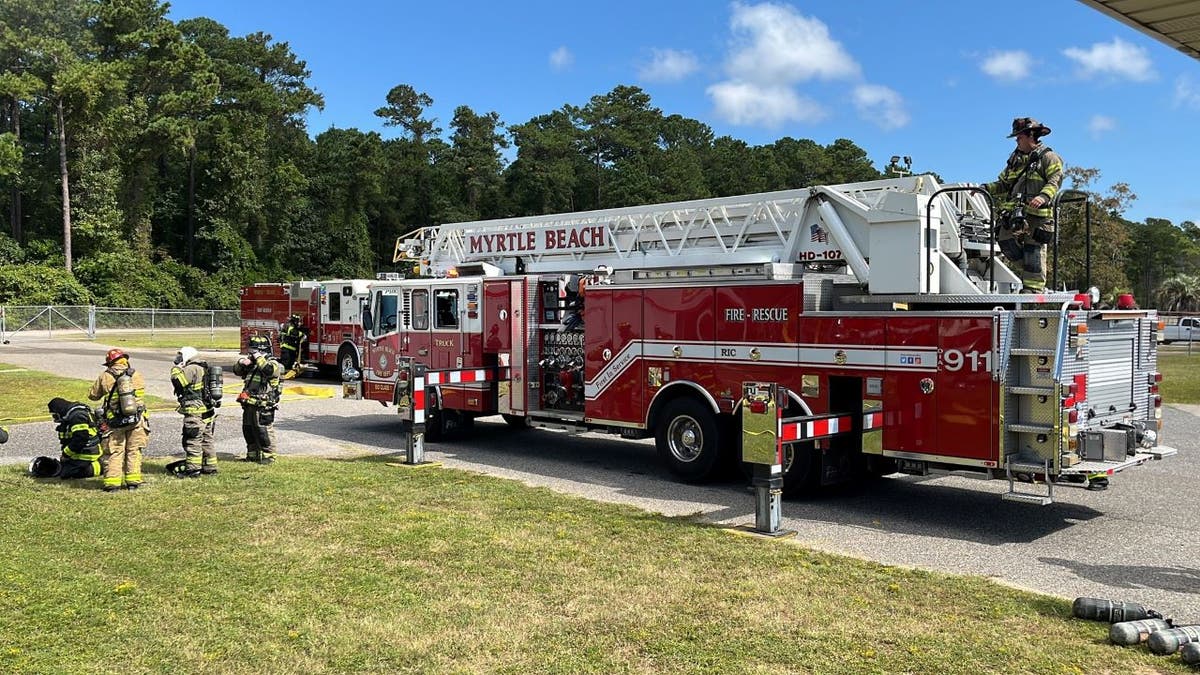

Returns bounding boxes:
[0,305,240,346]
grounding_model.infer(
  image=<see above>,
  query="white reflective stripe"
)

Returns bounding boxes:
[586,339,937,399]
[640,342,716,360]
[798,347,886,368]
[413,376,426,424]
[584,340,641,399]
[712,343,799,364]
[884,349,938,370]
[426,369,492,385]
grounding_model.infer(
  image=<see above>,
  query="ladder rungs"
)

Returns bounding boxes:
[1007,423,1055,434]
[1008,386,1055,396]
[1010,348,1055,356]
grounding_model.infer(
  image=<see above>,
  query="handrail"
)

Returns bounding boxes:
[924,187,995,293]
[1052,190,1091,291]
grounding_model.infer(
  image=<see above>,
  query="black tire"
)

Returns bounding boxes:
[655,397,722,482]
[502,414,530,429]
[779,441,821,497]
[337,345,360,379]
[422,395,446,442]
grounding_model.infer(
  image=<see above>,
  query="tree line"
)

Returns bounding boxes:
[2,0,1198,311]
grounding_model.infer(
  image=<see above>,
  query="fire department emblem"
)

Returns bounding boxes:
[374,344,397,379]
[834,349,848,365]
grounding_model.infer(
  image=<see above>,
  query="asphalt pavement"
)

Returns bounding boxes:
[2,336,1197,622]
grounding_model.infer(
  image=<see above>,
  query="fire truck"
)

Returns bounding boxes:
[345,175,1176,503]
[239,278,378,374]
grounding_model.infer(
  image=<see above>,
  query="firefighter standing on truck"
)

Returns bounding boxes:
[235,335,283,464]
[169,346,219,477]
[89,349,149,491]
[986,117,1064,293]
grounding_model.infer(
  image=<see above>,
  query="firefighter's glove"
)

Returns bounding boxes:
[237,391,250,404]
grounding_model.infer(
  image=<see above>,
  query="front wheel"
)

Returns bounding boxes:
[655,398,722,482]
[337,346,360,379]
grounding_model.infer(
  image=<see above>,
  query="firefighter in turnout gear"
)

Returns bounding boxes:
[986,117,1064,293]
[278,314,305,378]
[89,349,149,491]
[170,346,218,477]
[43,398,104,479]
[235,335,283,464]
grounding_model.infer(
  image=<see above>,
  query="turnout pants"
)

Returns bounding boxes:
[182,413,218,473]
[103,423,148,488]
[59,455,102,479]
[241,404,277,462]
[997,214,1053,292]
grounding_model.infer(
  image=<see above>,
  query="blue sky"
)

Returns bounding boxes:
[166,0,1200,226]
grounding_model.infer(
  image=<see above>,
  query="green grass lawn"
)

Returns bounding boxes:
[0,362,174,422]
[0,457,1188,674]
[77,328,241,350]
[1160,353,1200,405]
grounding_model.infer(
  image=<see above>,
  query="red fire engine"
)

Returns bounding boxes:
[345,176,1176,503]
[239,278,379,375]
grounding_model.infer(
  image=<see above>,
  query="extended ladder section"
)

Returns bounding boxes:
[999,306,1176,504]
[394,176,1022,295]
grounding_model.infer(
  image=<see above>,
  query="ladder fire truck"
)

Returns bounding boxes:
[345,175,1176,503]
[239,279,376,375]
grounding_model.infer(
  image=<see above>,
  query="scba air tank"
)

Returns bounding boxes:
[1109,618,1172,645]
[1072,597,1157,623]
[116,373,138,415]
[205,365,224,407]
[1181,642,1200,666]
[1147,625,1200,655]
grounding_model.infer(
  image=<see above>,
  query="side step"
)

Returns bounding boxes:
[1001,457,1054,505]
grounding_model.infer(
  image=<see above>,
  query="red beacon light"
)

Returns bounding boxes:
[1116,293,1138,309]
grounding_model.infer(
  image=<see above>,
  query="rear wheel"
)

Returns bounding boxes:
[780,441,821,497]
[656,398,722,482]
[422,391,447,442]
[502,414,530,429]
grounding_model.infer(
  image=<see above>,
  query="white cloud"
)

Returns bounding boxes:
[549,46,573,72]
[853,84,909,130]
[1175,76,1200,110]
[1087,114,1117,138]
[706,81,826,128]
[724,1,860,84]
[1063,38,1155,81]
[638,48,700,83]
[981,50,1032,81]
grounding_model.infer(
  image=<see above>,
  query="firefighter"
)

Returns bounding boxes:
[42,398,104,479]
[88,348,149,491]
[234,335,283,464]
[986,117,1064,293]
[170,346,218,477]
[278,314,306,377]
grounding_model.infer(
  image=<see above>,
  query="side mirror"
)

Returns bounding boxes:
[362,304,374,332]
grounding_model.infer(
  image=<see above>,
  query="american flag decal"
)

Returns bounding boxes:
[810,223,828,243]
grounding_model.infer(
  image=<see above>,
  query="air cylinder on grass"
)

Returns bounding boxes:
[1147,626,1200,655]
[1180,642,1200,666]
[1072,597,1157,623]
[1110,618,1172,645]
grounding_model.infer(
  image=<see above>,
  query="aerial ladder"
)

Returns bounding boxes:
[393,174,1024,297]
